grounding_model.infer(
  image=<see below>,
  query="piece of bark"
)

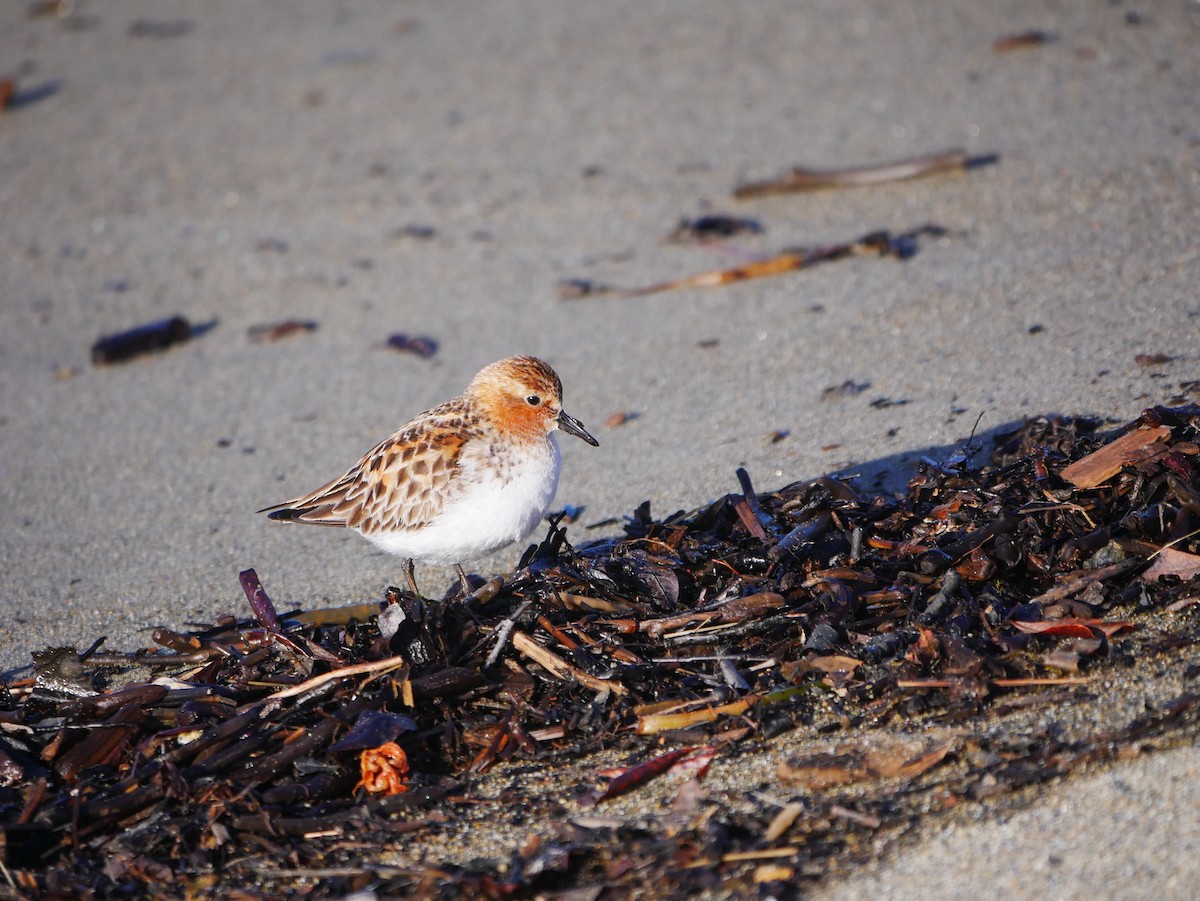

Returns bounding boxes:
[1060,426,1171,488]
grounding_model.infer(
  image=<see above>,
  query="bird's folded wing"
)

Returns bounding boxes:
[259,423,470,534]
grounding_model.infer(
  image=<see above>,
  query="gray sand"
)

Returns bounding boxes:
[2,1,1198,895]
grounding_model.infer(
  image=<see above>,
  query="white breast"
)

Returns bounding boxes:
[362,435,562,565]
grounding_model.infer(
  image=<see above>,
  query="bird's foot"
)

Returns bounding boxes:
[402,558,424,599]
[453,564,474,599]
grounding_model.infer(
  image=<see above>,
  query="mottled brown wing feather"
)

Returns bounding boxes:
[260,400,477,533]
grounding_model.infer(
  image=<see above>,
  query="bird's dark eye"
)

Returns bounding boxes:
[526,395,542,406]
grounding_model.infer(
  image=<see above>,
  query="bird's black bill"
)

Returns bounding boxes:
[558,410,599,446]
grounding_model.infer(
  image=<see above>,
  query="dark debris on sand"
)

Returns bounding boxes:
[3,405,1200,898]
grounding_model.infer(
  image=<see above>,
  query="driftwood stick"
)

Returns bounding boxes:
[734,148,997,198]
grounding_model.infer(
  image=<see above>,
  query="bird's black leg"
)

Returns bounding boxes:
[403,558,421,597]
[453,564,473,598]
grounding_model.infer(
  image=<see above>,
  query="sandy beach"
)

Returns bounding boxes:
[2,1,1198,895]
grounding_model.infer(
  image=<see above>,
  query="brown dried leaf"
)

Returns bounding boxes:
[778,740,954,788]
[956,546,996,581]
[872,741,954,779]
[796,657,864,676]
[777,752,868,789]
[906,627,941,665]
[578,746,707,808]
[1012,620,1099,639]
[1043,636,1106,672]
[1013,618,1135,638]
[1142,547,1200,582]
[1135,353,1174,367]
[1044,647,1082,673]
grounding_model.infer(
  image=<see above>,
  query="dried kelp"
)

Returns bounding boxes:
[247,319,318,343]
[733,149,998,198]
[3,404,1200,898]
[90,316,196,365]
[562,226,950,300]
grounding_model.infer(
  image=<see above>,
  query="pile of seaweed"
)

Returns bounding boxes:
[2,405,1199,899]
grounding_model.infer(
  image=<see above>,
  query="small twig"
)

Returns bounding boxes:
[733,148,997,198]
[637,687,804,734]
[896,677,1090,689]
[619,250,806,298]
[768,511,832,562]
[918,570,962,625]
[563,226,948,300]
[262,654,411,703]
[1146,526,1200,560]
[16,777,47,826]
[664,611,796,646]
[511,631,627,696]
[78,649,221,667]
[764,802,805,843]
[827,804,882,829]
[683,847,801,869]
[641,592,786,638]
[77,636,107,662]
[1029,558,1142,607]
[736,468,777,539]
[485,600,531,668]
[233,702,362,790]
